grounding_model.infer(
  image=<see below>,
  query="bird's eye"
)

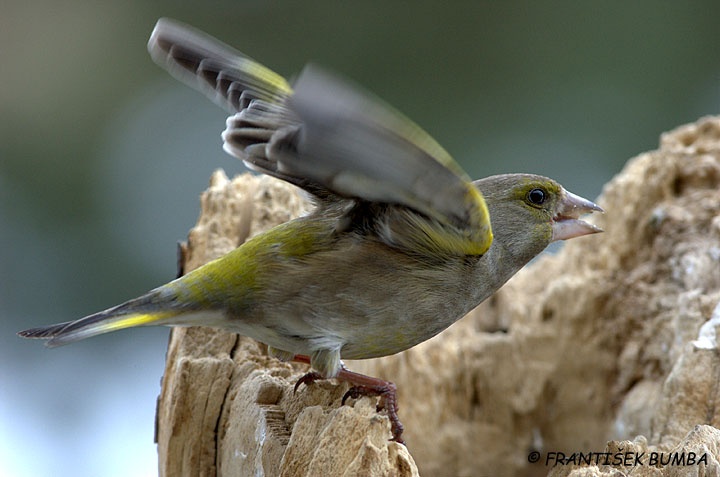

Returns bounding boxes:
[527,188,546,205]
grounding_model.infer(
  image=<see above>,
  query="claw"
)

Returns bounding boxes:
[294,371,323,394]
[341,386,367,405]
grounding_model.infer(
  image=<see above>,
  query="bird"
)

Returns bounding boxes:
[18,18,603,444]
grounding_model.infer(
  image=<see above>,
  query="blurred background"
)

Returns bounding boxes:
[2,2,718,476]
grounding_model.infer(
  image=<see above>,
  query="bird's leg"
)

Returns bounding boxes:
[292,354,405,444]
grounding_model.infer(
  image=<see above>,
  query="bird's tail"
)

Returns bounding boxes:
[18,293,177,348]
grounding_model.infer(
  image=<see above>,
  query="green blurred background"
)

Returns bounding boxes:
[3,2,718,476]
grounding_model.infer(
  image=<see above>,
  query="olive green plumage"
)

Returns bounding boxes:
[19,19,602,382]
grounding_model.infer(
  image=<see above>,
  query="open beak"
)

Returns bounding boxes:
[551,189,604,242]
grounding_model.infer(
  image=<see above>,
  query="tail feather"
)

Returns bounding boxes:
[18,302,174,348]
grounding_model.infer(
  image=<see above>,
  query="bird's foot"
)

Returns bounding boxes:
[292,355,405,444]
[340,380,404,444]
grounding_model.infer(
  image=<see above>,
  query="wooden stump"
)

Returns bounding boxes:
[156,117,720,477]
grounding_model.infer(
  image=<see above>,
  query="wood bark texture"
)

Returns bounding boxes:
[156,117,720,477]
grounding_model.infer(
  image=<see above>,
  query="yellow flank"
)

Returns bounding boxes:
[170,217,335,308]
[102,312,173,332]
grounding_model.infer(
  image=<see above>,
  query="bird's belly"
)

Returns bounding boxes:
[337,306,462,360]
[243,242,477,360]
[234,279,471,361]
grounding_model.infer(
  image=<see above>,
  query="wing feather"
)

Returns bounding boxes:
[148,19,492,255]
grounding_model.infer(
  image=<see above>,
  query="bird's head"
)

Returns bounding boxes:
[473,174,603,263]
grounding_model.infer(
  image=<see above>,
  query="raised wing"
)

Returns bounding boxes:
[148,19,492,256]
[274,66,489,238]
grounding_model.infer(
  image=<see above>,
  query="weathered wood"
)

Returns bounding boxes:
[156,117,720,476]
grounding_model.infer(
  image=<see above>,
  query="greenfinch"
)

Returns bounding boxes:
[19,18,603,443]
